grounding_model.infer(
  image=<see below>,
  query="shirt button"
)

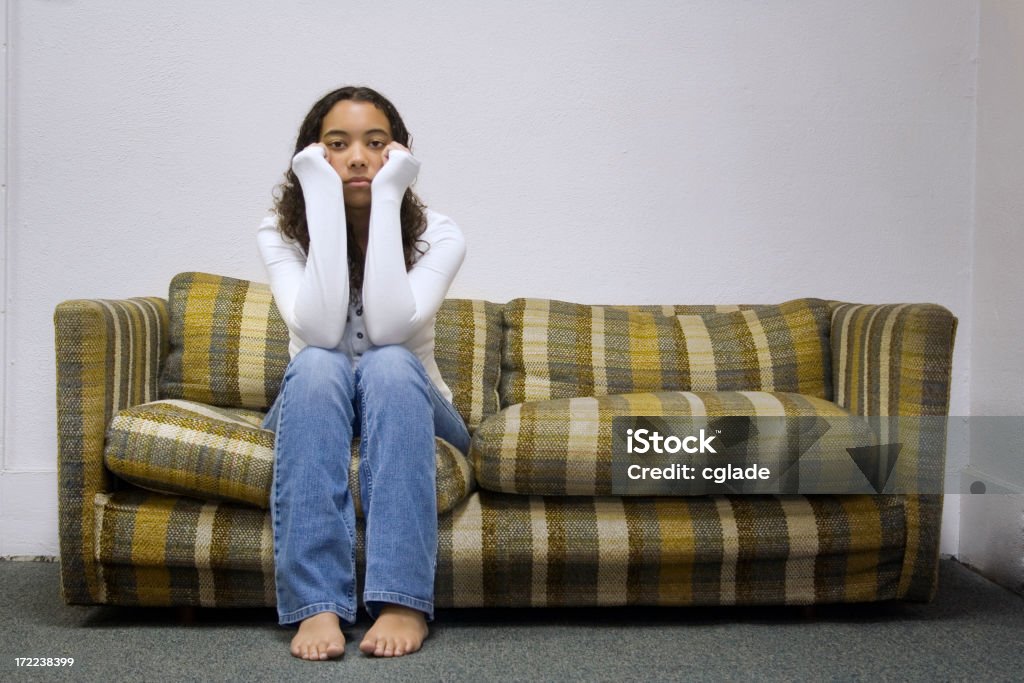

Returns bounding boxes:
[356,307,363,316]
[357,332,364,339]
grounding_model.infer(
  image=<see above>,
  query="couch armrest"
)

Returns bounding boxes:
[53,296,169,604]
[829,301,958,601]
[830,302,958,417]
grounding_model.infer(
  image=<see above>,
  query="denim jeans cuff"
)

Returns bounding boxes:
[363,591,435,622]
[278,601,357,627]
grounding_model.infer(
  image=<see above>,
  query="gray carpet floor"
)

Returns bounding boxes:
[1,558,1022,682]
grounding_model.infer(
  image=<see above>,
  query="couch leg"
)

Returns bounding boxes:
[176,606,198,624]
[798,605,817,619]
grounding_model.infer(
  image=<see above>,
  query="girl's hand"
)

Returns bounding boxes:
[381,140,410,163]
[291,143,342,198]
[373,142,420,201]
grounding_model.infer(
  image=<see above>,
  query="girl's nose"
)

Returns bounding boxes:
[347,143,368,167]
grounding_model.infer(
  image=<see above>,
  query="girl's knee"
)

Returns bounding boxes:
[357,345,424,385]
[361,344,417,365]
[285,346,355,393]
[292,345,351,372]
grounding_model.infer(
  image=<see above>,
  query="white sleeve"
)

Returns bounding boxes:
[256,204,350,349]
[256,147,351,348]
[362,204,467,345]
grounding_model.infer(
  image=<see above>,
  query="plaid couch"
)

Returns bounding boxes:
[53,272,957,608]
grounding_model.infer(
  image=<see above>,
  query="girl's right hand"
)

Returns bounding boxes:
[291,143,342,197]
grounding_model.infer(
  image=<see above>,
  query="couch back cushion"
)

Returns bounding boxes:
[499,297,833,407]
[674,298,834,399]
[499,299,689,407]
[160,272,290,411]
[159,272,503,432]
[432,299,503,432]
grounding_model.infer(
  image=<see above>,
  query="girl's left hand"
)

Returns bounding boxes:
[382,141,411,163]
[373,141,420,200]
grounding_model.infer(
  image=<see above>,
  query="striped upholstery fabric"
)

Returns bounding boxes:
[160,272,290,411]
[675,298,833,399]
[831,303,958,418]
[55,287,956,609]
[500,299,689,407]
[54,296,169,605]
[91,488,907,607]
[829,302,958,601]
[472,391,874,496]
[158,271,503,432]
[499,297,832,408]
[104,399,475,517]
[433,299,503,433]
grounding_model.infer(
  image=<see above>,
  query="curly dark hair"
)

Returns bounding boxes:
[271,85,428,292]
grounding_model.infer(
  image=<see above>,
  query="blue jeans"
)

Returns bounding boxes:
[261,344,470,627]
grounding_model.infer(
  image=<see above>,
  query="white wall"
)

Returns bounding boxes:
[1,1,978,556]
[958,0,1024,593]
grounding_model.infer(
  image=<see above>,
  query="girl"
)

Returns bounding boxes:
[256,85,469,661]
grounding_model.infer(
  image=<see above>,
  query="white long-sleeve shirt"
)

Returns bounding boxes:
[256,200,466,405]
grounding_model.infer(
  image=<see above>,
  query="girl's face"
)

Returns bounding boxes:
[319,100,394,210]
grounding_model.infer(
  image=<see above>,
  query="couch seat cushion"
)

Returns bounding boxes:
[92,488,908,607]
[470,391,876,495]
[105,399,475,515]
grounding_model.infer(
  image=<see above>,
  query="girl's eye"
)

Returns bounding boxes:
[328,141,345,149]
[370,140,386,148]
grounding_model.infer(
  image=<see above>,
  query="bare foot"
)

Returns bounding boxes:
[359,605,429,657]
[290,611,346,661]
